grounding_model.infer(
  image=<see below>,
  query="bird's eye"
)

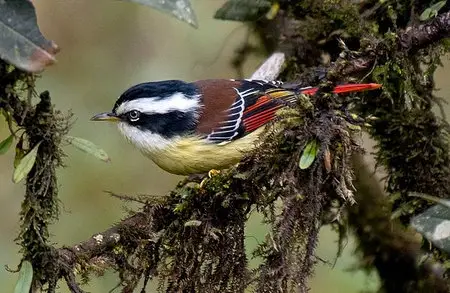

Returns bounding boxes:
[127,110,141,122]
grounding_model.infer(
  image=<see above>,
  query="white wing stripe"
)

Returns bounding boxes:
[206,87,246,141]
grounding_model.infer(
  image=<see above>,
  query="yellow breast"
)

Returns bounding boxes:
[144,128,265,175]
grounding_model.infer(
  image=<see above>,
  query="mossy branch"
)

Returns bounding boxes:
[327,9,450,79]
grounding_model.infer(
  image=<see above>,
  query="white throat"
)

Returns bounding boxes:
[117,122,174,153]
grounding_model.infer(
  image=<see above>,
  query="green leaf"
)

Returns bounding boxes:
[13,260,33,293]
[420,1,446,21]
[64,136,110,162]
[299,140,319,170]
[0,134,14,155]
[214,0,272,21]
[123,0,198,28]
[411,204,450,253]
[0,0,59,72]
[13,141,41,183]
[420,8,433,21]
[409,192,450,209]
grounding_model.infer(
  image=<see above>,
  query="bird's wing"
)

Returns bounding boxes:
[193,79,297,144]
[192,79,382,144]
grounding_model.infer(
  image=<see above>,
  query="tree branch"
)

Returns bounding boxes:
[330,10,450,78]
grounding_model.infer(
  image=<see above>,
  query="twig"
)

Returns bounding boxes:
[251,52,286,80]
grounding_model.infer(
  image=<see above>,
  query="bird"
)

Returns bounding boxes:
[91,79,381,175]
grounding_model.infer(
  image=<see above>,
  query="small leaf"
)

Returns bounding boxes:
[420,1,446,21]
[215,0,272,21]
[123,0,198,28]
[13,260,33,293]
[0,134,14,155]
[409,192,450,209]
[411,204,450,253]
[0,0,59,72]
[420,8,433,21]
[299,139,319,170]
[13,141,41,183]
[64,136,110,162]
[430,1,447,12]
[184,220,202,227]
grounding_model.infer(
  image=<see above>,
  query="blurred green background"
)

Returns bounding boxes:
[2,0,449,292]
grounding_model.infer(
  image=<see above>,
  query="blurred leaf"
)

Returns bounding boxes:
[0,134,14,155]
[0,0,59,72]
[64,136,110,162]
[13,260,33,293]
[411,204,450,253]
[215,0,272,21]
[420,1,446,21]
[184,220,202,227]
[124,0,198,28]
[409,192,450,209]
[13,141,41,183]
[299,140,319,170]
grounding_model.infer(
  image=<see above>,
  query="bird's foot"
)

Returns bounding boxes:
[208,169,221,178]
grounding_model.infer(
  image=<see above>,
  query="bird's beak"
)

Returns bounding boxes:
[90,112,120,122]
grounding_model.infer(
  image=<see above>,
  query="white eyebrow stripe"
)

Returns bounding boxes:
[116,92,201,115]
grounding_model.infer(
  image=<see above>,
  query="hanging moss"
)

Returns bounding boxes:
[0,61,70,291]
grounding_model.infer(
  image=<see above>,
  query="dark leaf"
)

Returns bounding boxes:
[411,204,450,253]
[214,0,272,22]
[124,0,198,28]
[13,260,33,293]
[14,136,25,168]
[0,0,59,72]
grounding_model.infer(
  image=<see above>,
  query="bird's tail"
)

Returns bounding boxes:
[300,83,382,95]
[267,82,382,105]
[242,82,381,133]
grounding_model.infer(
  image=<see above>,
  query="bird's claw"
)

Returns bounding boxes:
[208,169,221,178]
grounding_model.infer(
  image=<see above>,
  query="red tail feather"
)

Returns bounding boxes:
[301,83,382,95]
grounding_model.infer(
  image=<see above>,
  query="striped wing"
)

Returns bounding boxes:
[205,79,296,143]
[195,79,381,144]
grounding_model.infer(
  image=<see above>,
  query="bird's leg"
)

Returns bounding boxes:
[198,169,221,188]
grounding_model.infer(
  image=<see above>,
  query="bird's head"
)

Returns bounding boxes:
[91,80,201,153]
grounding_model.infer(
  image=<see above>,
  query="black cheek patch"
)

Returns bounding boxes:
[132,111,197,138]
